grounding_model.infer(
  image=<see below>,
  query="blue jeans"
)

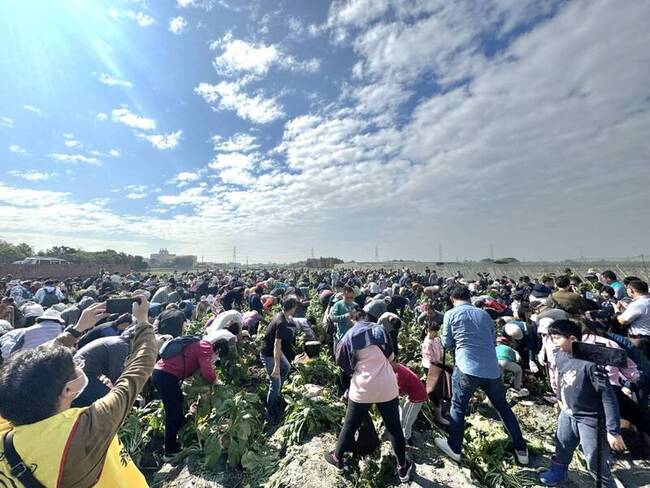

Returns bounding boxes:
[555,410,613,487]
[447,367,526,454]
[260,352,290,419]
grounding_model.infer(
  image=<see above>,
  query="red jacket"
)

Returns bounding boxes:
[395,364,427,403]
[484,299,508,313]
[154,339,216,383]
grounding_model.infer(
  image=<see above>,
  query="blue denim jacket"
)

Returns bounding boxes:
[442,303,500,379]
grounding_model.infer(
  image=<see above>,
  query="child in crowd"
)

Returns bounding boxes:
[538,320,626,487]
[421,323,449,425]
[599,286,617,312]
[537,317,561,394]
[393,362,428,444]
[421,323,443,371]
[495,336,529,397]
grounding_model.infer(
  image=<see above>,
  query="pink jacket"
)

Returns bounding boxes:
[422,336,443,369]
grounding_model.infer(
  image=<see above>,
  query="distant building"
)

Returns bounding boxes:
[150,249,175,265]
[149,249,197,268]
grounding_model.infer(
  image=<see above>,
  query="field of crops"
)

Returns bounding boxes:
[117,292,648,488]
[339,261,650,284]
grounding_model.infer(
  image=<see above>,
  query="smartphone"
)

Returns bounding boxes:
[106,297,139,314]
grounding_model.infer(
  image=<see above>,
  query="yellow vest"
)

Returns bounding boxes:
[0,409,148,487]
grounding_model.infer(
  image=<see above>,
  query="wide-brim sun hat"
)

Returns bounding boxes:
[35,308,65,325]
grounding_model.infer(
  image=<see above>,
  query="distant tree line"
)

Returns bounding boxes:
[0,241,148,270]
[480,257,520,264]
[0,241,34,264]
[301,257,344,268]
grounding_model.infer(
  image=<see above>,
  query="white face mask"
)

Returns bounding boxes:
[67,371,89,400]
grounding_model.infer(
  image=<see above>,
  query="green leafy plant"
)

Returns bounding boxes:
[118,402,164,465]
[178,383,266,470]
[462,415,538,488]
[281,387,344,447]
[289,356,339,387]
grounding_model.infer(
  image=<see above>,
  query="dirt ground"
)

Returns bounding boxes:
[153,395,650,488]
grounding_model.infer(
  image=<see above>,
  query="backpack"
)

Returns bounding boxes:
[159,335,201,359]
[548,295,581,315]
[351,412,380,455]
[323,312,335,336]
[0,330,27,361]
[40,289,60,308]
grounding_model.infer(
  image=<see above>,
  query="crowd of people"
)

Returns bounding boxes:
[0,265,648,486]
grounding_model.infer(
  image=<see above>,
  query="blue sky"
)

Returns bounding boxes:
[1,0,649,263]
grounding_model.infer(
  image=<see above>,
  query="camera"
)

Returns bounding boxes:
[572,341,627,368]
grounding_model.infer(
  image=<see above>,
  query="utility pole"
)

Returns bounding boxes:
[375,246,379,262]
[246,256,249,269]
[311,247,315,259]
[232,246,237,267]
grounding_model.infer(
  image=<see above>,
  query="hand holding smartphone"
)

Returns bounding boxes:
[106,297,141,314]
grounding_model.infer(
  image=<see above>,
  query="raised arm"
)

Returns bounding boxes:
[74,297,157,444]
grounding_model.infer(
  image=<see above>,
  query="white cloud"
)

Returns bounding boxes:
[1,117,14,128]
[64,140,83,148]
[8,145,26,154]
[111,107,156,130]
[126,10,156,27]
[208,152,258,186]
[169,16,188,35]
[284,56,321,73]
[23,105,42,115]
[109,8,156,27]
[96,112,109,121]
[212,133,259,153]
[158,186,208,205]
[211,36,321,76]
[213,38,280,76]
[171,171,202,187]
[0,0,647,263]
[109,149,121,158]
[288,17,305,37]
[137,130,182,150]
[195,81,284,124]
[49,153,102,166]
[8,170,55,181]
[126,192,147,199]
[327,0,391,29]
[96,73,133,88]
[177,0,214,8]
[307,24,324,37]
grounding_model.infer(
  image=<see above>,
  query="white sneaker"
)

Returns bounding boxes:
[529,361,539,374]
[515,448,529,465]
[515,388,530,398]
[434,437,461,462]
